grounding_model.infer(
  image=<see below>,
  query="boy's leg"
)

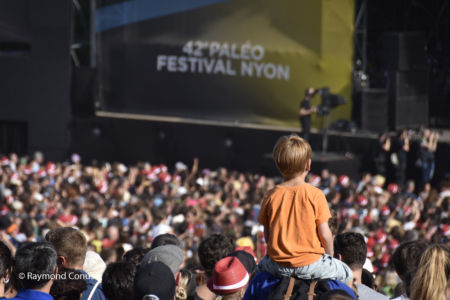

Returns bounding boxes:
[257,255,295,277]
[292,254,353,282]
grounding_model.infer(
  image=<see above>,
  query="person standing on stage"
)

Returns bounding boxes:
[299,87,318,141]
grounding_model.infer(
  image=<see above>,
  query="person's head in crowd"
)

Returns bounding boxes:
[390,239,427,297]
[405,180,415,194]
[133,261,176,300]
[318,289,354,300]
[410,244,450,300]
[273,134,312,179]
[141,244,184,276]
[82,251,106,282]
[361,269,376,290]
[207,256,249,300]
[50,267,87,300]
[123,247,150,268]
[175,269,196,300]
[100,248,117,264]
[402,230,419,243]
[15,242,57,293]
[102,261,136,300]
[198,234,235,277]
[328,209,339,238]
[19,219,35,242]
[105,225,120,244]
[0,241,19,298]
[45,227,88,270]
[334,232,366,271]
[229,250,256,275]
[150,233,181,250]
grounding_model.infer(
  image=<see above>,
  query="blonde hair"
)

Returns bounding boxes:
[176,269,195,300]
[273,134,312,178]
[410,244,450,300]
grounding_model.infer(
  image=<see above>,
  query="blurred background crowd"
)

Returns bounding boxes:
[0,148,448,298]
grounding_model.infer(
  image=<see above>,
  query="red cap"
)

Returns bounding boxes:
[0,157,9,166]
[159,173,171,183]
[339,175,350,186]
[387,183,399,194]
[366,237,376,248]
[380,253,390,267]
[375,230,387,244]
[37,169,47,178]
[440,224,450,236]
[381,205,391,216]
[364,216,373,224]
[357,195,368,206]
[389,238,399,250]
[46,162,56,174]
[207,256,249,295]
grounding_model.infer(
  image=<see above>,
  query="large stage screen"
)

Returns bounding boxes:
[96,0,354,128]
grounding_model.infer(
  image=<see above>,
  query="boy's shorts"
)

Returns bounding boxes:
[257,254,353,283]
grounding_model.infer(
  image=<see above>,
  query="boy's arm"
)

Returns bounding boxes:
[318,222,334,256]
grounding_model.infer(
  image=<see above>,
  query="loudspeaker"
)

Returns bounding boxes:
[360,89,389,133]
[381,32,427,71]
[389,71,428,98]
[392,97,428,129]
[388,71,429,129]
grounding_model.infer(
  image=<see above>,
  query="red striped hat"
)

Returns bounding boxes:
[207,256,249,295]
[0,157,9,166]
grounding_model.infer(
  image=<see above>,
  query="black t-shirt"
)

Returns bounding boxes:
[300,99,310,123]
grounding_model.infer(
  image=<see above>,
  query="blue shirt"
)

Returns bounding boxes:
[243,272,281,300]
[79,270,106,300]
[243,272,357,300]
[8,289,53,300]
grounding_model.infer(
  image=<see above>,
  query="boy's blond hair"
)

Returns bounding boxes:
[273,134,312,178]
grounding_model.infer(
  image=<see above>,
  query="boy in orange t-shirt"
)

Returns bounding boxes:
[257,134,352,282]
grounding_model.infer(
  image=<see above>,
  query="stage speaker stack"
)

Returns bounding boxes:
[381,32,429,130]
[360,89,389,133]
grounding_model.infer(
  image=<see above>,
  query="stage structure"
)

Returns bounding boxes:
[95,0,354,129]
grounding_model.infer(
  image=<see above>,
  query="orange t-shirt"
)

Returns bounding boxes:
[258,184,331,267]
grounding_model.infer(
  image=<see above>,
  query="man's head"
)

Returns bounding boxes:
[334,232,366,270]
[198,234,235,276]
[50,267,87,300]
[150,233,180,250]
[390,240,427,281]
[45,227,88,269]
[102,261,136,300]
[123,247,150,268]
[15,242,57,290]
[273,134,312,179]
[304,87,316,99]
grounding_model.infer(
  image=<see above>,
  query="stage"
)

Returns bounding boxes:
[69,114,450,183]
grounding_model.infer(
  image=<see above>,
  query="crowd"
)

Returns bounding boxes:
[0,132,448,299]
